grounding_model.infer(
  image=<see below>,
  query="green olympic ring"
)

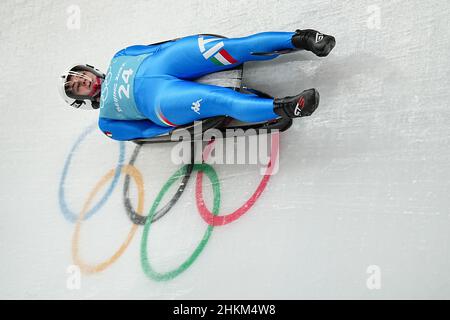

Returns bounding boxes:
[140,163,220,281]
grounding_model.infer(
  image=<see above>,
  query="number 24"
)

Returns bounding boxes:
[118,69,133,99]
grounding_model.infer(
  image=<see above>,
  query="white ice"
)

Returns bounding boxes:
[0,0,449,299]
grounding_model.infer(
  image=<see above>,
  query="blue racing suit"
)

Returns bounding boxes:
[98,32,297,141]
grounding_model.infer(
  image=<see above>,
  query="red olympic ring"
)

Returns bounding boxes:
[195,132,279,226]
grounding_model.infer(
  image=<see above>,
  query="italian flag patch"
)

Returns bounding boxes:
[209,49,237,66]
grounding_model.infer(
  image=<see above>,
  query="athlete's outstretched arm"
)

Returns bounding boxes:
[98,117,173,141]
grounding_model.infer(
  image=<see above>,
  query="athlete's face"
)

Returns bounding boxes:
[67,70,98,97]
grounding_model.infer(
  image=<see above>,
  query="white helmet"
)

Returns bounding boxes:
[58,64,105,110]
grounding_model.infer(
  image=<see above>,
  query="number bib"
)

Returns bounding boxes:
[99,54,150,120]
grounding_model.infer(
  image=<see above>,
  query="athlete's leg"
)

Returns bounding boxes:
[136,77,279,127]
[148,32,297,79]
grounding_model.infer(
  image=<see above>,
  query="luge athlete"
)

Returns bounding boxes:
[58,29,336,141]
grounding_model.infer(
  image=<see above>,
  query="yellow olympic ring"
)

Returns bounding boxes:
[72,165,145,274]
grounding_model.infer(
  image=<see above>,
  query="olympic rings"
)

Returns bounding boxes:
[72,165,144,274]
[63,125,280,281]
[59,124,125,223]
[140,164,220,282]
[195,132,279,226]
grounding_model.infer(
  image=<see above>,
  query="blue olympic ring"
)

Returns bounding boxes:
[58,123,125,223]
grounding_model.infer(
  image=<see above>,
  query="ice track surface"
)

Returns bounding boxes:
[0,0,449,299]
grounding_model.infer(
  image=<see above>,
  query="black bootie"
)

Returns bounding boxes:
[273,88,320,118]
[291,29,336,57]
